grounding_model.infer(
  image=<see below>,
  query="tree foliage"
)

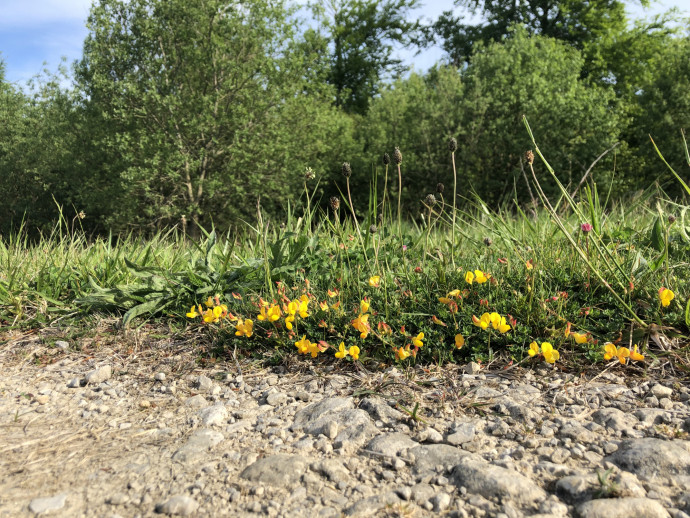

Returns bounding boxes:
[310,0,421,114]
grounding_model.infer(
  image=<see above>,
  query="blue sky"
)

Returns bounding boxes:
[0,0,686,88]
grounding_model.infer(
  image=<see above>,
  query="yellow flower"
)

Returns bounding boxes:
[465,271,475,284]
[540,342,559,363]
[186,305,200,318]
[352,313,370,339]
[295,335,310,354]
[319,301,329,312]
[213,305,225,319]
[235,319,253,337]
[287,300,298,316]
[360,299,370,314]
[395,346,411,361]
[412,332,424,348]
[630,345,645,362]
[474,270,488,283]
[204,296,214,308]
[369,275,381,287]
[298,299,310,318]
[203,308,217,323]
[349,345,360,360]
[307,341,322,358]
[472,313,491,330]
[528,341,540,357]
[455,334,465,349]
[616,346,630,364]
[438,296,453,304]
[496,316,511,334]
[327,288,339,298]
[603,342,618,360]
[659,287,675,307]
[335,342,349,359]
[572,332,589,344]
[285,314,295,330]
[447,289,461,298]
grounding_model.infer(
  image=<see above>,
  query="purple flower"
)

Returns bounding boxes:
[581,223,593,233]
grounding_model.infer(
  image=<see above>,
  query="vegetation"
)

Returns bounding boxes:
[0,0,688,370]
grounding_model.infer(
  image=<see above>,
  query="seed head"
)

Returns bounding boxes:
[525,150,534,165]
[448,137,457,153]
[668,214,677,224]
[483,237,492,247]
[393,147,402,165]
[369,224,378,234]
[304,167,315,181]
[424,194,436,208]
[436,182,444,194]
[378,213,383,225]
[341,162,352,178]
[330,196,340,211]
[383,153,391,165]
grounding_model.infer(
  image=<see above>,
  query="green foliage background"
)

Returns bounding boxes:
[0,0,688,237]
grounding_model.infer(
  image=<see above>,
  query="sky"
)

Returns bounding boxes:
[0,0,687,88]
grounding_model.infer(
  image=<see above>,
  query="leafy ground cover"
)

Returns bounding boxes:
[2,123,689,376]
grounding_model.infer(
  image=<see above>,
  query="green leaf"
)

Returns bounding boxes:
[122,298,169,327]
[650,216,665,252]
[686,298,690,329]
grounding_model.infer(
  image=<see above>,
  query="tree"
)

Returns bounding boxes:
[75,0,355,234]
[428,0,652,77]
[310,0,421,114]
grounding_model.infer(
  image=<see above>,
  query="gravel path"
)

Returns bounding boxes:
[1,329,690,518]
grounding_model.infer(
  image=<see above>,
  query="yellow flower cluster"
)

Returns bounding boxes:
[186,295,234,324]
[351,299,371,339]
[465,270,489,284]
[335,342,360,360]
[284,295,310,330]
[294,335,326,358]
[528,341,560,363]
[603,343,644,364]
[472,312,511,333]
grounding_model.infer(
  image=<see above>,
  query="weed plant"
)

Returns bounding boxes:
[1,124,689,373]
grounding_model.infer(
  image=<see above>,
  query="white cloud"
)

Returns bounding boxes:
[0,0,93,28]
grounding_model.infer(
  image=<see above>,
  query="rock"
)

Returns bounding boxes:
[556,474,598,502]
[450,457,548,508]
[198,403,228,426]
[240,454,309,488]
[194,375,214,392]
[34,395,50,405]
[606,438,690,480]
[106,493,129,505]
[172,429,224,464]
[634,409,668,425]
[311,459,350,483]
[184,394,208,409]
[431,492,451,512]
[28,493,68,514]
[446,422,476,445]
[266,392,288,406]
[409,444,472,474]
[344,492,400,516]
[465,362,481,374]
[592,408,638,431]
[558,420,597,443]
[139,400,151,408]
[154,495,199,516]
[154,372,166,382]
[651,384,673,398]
[359,397,405,426]
[365,432,418,457]
[418,427,443,443]
[54,340,69,350]
[292,397,353,430]
[67,377,81,388]
[576,497,670,518]
[84,365,112,385]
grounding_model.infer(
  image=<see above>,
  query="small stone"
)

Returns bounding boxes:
[84,365,112,385]
[139,400,151,409]
[67,377,81,388]
[577,497,670,518]
[240,454,309,488]
[106,493,129,505]
[431,492,451,512]
[55,340,69,350]
[29,493,68,514]
[154,372,166,382]
[185,394,208,409]
[198,404,228,426]
[194,375,214,392]
[447,422,476,446]
[34,395,50,405]
[464,362,481,375]
[396,487,412,500]
[651,384,673,398]
[266,392,288,407]
[154,494,199,516]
